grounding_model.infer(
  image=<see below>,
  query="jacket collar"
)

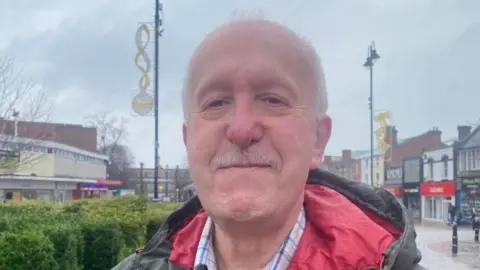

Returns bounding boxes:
[140,169,422,269]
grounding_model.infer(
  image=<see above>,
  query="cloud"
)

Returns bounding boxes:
[1,0,479,166]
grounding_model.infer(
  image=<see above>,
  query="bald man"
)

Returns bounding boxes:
[112,19,425,270]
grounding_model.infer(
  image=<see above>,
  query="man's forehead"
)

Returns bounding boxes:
[187,19,312,85]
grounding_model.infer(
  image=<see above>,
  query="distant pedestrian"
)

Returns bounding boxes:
[472,207,476,230]
[448,203,455,224]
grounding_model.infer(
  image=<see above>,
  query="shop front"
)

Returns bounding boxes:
[420,181,455,222]
[384,167,403,202]
[72,179,123,200]
[0,175,88,202]
[73,183,108,199]
[402,157,423,220]
[458,177,480,222]
[403,184,420,218]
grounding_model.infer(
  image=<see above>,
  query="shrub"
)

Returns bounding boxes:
[146,205,173,240]
[81,219,124,270]
[0,230,58,270]
[0,196,179,269]
[43,223,84,270]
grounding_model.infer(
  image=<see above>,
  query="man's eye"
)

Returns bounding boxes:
[261,96,285,106]
[205,100,229,109]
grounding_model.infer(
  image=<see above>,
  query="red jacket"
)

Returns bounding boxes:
[113,169,426,270]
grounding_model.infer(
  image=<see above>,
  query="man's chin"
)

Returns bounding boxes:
[213,195,269,221]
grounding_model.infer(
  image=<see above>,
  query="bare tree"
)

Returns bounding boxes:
[84,111,135,181]
[0,53,52,171]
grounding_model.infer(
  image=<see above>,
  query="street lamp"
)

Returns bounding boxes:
[363,41,380,187]
[153,0,164,200]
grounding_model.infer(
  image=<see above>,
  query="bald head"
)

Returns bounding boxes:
[182,19,328,120]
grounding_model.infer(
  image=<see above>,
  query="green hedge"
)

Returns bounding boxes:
[0,196,178,270]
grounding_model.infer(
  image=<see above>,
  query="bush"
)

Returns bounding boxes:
[0,196,179,269]
[43,224,84,270]
[81,220,124,270]
[146,205,172,240]
[0,230,58,270]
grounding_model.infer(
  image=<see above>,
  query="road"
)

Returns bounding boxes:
[416,225,480,269]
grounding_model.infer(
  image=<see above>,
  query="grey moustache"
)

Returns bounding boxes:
[211,152,280,170]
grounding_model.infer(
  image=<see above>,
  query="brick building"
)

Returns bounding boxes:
[321,150,365,180]
[383,126,446,168]
[0,118,97,152]
[382,126,446,219]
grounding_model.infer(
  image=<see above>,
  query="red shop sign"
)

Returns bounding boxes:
[383,186,401,197]
[420,182,455,196]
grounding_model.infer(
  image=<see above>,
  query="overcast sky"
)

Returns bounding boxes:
[1,0,479,168]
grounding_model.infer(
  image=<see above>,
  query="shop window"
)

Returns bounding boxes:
[428,158,434,179]
[460,151,466,171]
[467,150,473,170]
[474,148,480,170]
[442,156,448,178]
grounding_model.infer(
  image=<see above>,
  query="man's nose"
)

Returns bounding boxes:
[225,99,263,149]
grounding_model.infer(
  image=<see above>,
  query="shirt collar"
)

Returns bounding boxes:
[194,207,306,270]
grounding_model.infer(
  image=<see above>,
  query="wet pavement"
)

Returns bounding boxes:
[416,224,480,269]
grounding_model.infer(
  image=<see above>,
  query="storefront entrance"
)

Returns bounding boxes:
[403,185,420,219]
[420,181,455,222]
[459,177,480,222]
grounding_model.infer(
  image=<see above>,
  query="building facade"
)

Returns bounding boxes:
[320,150,354,179]
[0,137,108,178]
[0,137,110,203]
[129,165,192,201]
[402,156,423,219]
[383,126,445,182]
[0,118,98,152]
[420,145,455,223]
[358,150,385,186]
[351,158,362,182]
[455,125,480,223]
[384,167,402,199]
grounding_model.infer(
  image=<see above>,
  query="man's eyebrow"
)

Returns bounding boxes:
[193,71,231,103]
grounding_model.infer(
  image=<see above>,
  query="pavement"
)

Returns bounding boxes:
[415,223,480,269]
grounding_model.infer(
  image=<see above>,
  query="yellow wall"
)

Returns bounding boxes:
[372,153,385,187]
[0,152,54,176]
[54,156,106,179]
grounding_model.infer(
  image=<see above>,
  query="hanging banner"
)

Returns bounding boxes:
[132,23,154,116]
[374,111,391,153]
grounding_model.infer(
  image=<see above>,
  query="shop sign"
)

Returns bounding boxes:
[96,179,123,186]
[420,182,455,196]
[81,183,107,190]
[403,188,419,193]
[385,167,402,185]
[462,178,480,189]
[387,168,402,180]
[383,186,401,197]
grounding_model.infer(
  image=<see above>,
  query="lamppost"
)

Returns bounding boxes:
[363,41,380,187]
[153,0,164,200]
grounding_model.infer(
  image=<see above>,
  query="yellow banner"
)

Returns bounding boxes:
[374,111,391,152]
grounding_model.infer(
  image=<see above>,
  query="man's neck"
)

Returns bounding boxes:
[212,200,303,270]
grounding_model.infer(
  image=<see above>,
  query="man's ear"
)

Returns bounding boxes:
[182,123,188,147]
[311,115,332,169]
